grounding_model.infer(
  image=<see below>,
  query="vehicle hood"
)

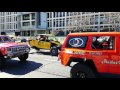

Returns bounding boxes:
[0,42,27,48]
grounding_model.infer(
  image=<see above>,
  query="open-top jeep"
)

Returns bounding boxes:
[58,32,120,78]
[29,34,61,56]
[0,35,30,69]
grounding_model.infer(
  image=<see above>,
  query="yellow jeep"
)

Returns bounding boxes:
[28,34,61,56]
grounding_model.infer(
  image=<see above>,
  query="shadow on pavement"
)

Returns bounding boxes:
[36,51,50,55]
[36,51,58,57]
[1,59,43,75]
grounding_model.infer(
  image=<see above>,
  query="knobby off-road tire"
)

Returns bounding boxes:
[70,63,96,78]
[18,53,28,62]
[50,46,58,56]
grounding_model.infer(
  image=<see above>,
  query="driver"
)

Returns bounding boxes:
[39,35,45,41]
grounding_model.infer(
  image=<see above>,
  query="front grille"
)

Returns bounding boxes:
[11,46,26,53]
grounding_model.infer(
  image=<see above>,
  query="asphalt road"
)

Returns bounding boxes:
[0,49,71,78]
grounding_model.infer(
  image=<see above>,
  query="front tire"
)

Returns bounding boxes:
[18,53,28,62]
[70,63,96,78]
[50,46,58,56]
[0,54,5,69]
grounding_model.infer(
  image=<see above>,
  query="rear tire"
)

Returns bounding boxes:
[0,54,5,69]
[70,63,96,78]
[50,46,58,56]
[18,53,28,62]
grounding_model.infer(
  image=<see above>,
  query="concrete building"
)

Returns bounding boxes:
[0,12,47,36]
[17,12,47,36]
[47,12,120,35]
[0,12,18,35]
[1,12,120,36]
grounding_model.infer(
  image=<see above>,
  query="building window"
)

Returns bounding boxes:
[60,12,62,17]
[50,12,52,18]
[63,21,65,26]
[60,21,62,27]
[14,24,16,29]
[10,18,11,22]
[70,12,73,16]
[56,12,58,17]
[37,12,41,25]
[47,22,49,27]
[67,12,69,16]
[1,24,4,29]
[32,21,35,25]
[16,24,18,29]
[23,22,30,26]
[53,12,55,18]
[23,14,30,20]
[53,20,55,27]
[32,13,35,20]
[16,17,17,21]
[9,23,11,29]
[56,21,58,27]
[63,12,65,16]
[47,13,49,18]
[50,22,52,27]
[95,22,98,24]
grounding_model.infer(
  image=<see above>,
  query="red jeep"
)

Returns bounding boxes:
[58,32,120,78]
[0,35,30,69]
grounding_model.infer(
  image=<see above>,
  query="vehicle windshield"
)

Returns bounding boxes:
[0,36,12,43]
[48,36,58,41]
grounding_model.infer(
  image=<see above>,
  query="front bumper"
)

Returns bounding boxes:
[6,49,30,58]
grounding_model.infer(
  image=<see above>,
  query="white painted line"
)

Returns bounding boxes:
[42,59,60,62]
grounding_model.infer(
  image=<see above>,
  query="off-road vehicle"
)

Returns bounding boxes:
[29,34,61,56]
[58,32,120,78]
[0,35,30,69]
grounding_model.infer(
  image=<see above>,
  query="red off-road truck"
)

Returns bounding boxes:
[58,32,120,78]
[0,35,30,69]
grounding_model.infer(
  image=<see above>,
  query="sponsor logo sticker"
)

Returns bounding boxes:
[69,38,83,47]
[102,59,120,65]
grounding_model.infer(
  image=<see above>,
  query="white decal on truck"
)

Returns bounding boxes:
[69,38,83,47]
[102,59,120,64]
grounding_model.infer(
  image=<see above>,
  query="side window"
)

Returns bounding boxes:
[66,36,88,48]
[2,36,11,42]
[91,36,115,50]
